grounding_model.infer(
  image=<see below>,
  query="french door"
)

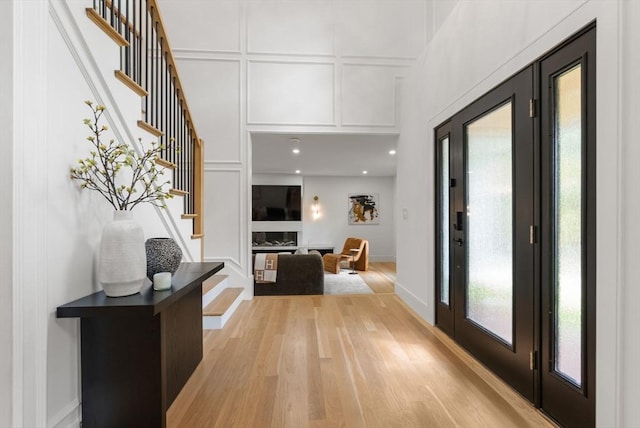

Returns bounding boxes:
[435,26,595,427]
[436,66,536,400]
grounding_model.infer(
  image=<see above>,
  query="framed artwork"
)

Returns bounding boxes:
[348,193,379,224]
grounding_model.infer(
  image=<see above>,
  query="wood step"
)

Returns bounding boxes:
[156,158,176,170]
[114,70,148,97]
[85,8,129,47]
[181,213,198,219]
[202,274,228,296]
[138,120,164,138]
[191,234,204,240]
[203,288,243,316]
[170,188,189,197]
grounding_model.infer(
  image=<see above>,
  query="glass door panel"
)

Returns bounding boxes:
[440,136,451,306]
[553,64,583,386]
[465,102,514,345]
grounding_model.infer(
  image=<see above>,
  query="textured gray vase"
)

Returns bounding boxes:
[145,237,183,280]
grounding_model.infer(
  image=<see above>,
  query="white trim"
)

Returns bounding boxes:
[204,160,243,167]
[13,0,49,426]
[613,2,624,425]
[394,281,433,326]
[47,398,80,428]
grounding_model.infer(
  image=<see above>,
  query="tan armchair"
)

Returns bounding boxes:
[322,237,369,274]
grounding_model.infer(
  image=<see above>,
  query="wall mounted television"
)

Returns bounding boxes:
[252,185,302,221]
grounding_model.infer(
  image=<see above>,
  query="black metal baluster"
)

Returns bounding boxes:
[145,1,149,123]
[155,20,159,151]
[131,0,136,84]
[188,130,193,214]
[186,129,190,210]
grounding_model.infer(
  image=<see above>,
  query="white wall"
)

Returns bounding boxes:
[396,0,630,425]
[0,1,13,425]
[159,0,426,287]
[302,176,395,261]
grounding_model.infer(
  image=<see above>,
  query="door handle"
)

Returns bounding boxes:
[453,238,464,246]
[453,211,464,231]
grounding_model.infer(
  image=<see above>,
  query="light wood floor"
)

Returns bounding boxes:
[358,262,396,294]
[168,263,555,427]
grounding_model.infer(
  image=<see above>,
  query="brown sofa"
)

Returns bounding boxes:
[253,253,324,296]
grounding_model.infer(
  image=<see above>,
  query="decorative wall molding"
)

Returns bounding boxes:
[247,60,336,126]
[204,160,244,168]
[173,48,419,66]
[173,54,242,63]
[341,55,418,63]
[204,169,245,269]
[340,65,405,128]
[247,51,337,59]
[246,124,401,135]
[244,0,335,57]
[177,57,244,162]
[161,0,242,54]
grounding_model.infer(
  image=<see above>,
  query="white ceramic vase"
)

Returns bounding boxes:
[98,211,146,297]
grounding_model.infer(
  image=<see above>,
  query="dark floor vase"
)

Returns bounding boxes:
[145,237,183,280]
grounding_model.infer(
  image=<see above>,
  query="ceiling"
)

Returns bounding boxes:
[251,133,398,177]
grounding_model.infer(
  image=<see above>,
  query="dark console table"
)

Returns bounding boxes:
[57,262,224,428]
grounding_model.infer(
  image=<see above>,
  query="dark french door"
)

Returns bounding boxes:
[435,26,595,427]
[436,66,536,400]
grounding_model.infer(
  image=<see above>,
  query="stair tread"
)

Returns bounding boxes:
[170,188,189,197]
[203,287,243,316]
[202,274,228,296]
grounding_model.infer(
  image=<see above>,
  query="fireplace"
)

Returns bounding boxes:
[252,231,298,248]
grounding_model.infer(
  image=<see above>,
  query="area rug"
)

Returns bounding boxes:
[324,271,373,295]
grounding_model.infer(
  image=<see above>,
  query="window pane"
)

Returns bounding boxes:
[554,64,582,386]
[466,103,514,344]
[440,137,450,305]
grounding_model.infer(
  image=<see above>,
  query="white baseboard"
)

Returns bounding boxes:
[394,281,434,325]
[48,398,80,428]
[368,255,396,262]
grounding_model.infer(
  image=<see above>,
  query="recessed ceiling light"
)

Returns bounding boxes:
[362,170,368,175]
[389,149,397,155]
[295,170,301,174]
[292,148,300,154]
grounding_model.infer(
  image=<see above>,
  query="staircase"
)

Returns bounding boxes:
[201,274,244,329]
[78,0,244,329]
